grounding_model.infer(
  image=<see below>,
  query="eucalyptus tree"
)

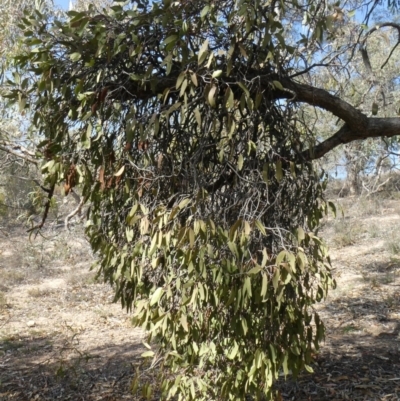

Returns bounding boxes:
[0,0,112,222]
[0,0,47,221]
[69,0,113,12]
[300,2,400,193]
[5,0,400,399]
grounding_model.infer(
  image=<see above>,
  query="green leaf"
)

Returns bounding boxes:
[150,287,164,306]
[297,251,307,271]
[178,198,191,209]
[163,34,178,46]
[255,220,267,236]
[126,228,133,242]
[282,354,289,376]
[237,154,244,171]
[247,265,262,275]
[227,241,239,258]
[241,317,248,335]
[272,80,284,90]
[70,52,81,61]
[166,102,182,115]
[268,344,276,363]
[18,96,26,112]
[347,9,356,17]
[198,39,209,64]
[272,269,280,290]
[276,250,287,266]
[148,233,158,256]
[176,71,186,89]
[254,92,263,109]
[227,341,239,360]
[180,314,189,332]
[229,219,242,241]
[189,71,198,86]
[208,85,217,108]
[261,273,268,298]
[244,221,251,236]
[200,5,210,19]
[244,276,252,297]
[206,51,214,69]
[261,248,268,267]
[179,79,188,97]
[141,350,155,358]
[237,81,250,97]
[328,201,336,217]
[290,161,296,177]
[304,364,314,373]
[81,123,91,149]
[225,87,234,108]
[188,228,195,248]
[212,70,223,78]
[296,227,305,242]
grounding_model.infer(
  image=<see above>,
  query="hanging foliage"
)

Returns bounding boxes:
[4,0,353,399]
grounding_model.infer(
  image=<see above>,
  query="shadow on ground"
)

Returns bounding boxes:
[276,331,400,401]
[0,334,145,401]
[276,294,400,401]
[1,318,399,401]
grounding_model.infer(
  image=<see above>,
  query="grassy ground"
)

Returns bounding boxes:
[1,196,400,400]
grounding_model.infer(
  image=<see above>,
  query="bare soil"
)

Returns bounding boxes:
[1,197,400,400]
[0,226,145,401]
[276,198,400,400]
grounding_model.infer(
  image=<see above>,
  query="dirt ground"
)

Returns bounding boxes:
[0,226,145,401]
[1,197,400,400]
[275,198,400,400]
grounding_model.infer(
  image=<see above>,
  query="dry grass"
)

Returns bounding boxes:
[66,269,98,287]
[330,219,365,248]
[27,287,56,298]
[367,222,381,239]
[386,236,400,255]
[2,270,25,286]
[0,291,7,310]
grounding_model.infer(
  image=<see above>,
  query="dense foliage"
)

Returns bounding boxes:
[9,0,400,399]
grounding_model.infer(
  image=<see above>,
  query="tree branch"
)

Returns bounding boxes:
[27,181,56,235]
[0,141,38,165]
[85,66,396,163]
[105,70,370,135]
[301,118,400,160]
[273,77,369,133]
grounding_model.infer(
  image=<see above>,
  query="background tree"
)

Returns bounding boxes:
[5,0,400,399]
[0,0,112,227]
[0,0,46,224]
[69,0,113,11]
[299,2,400,194]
